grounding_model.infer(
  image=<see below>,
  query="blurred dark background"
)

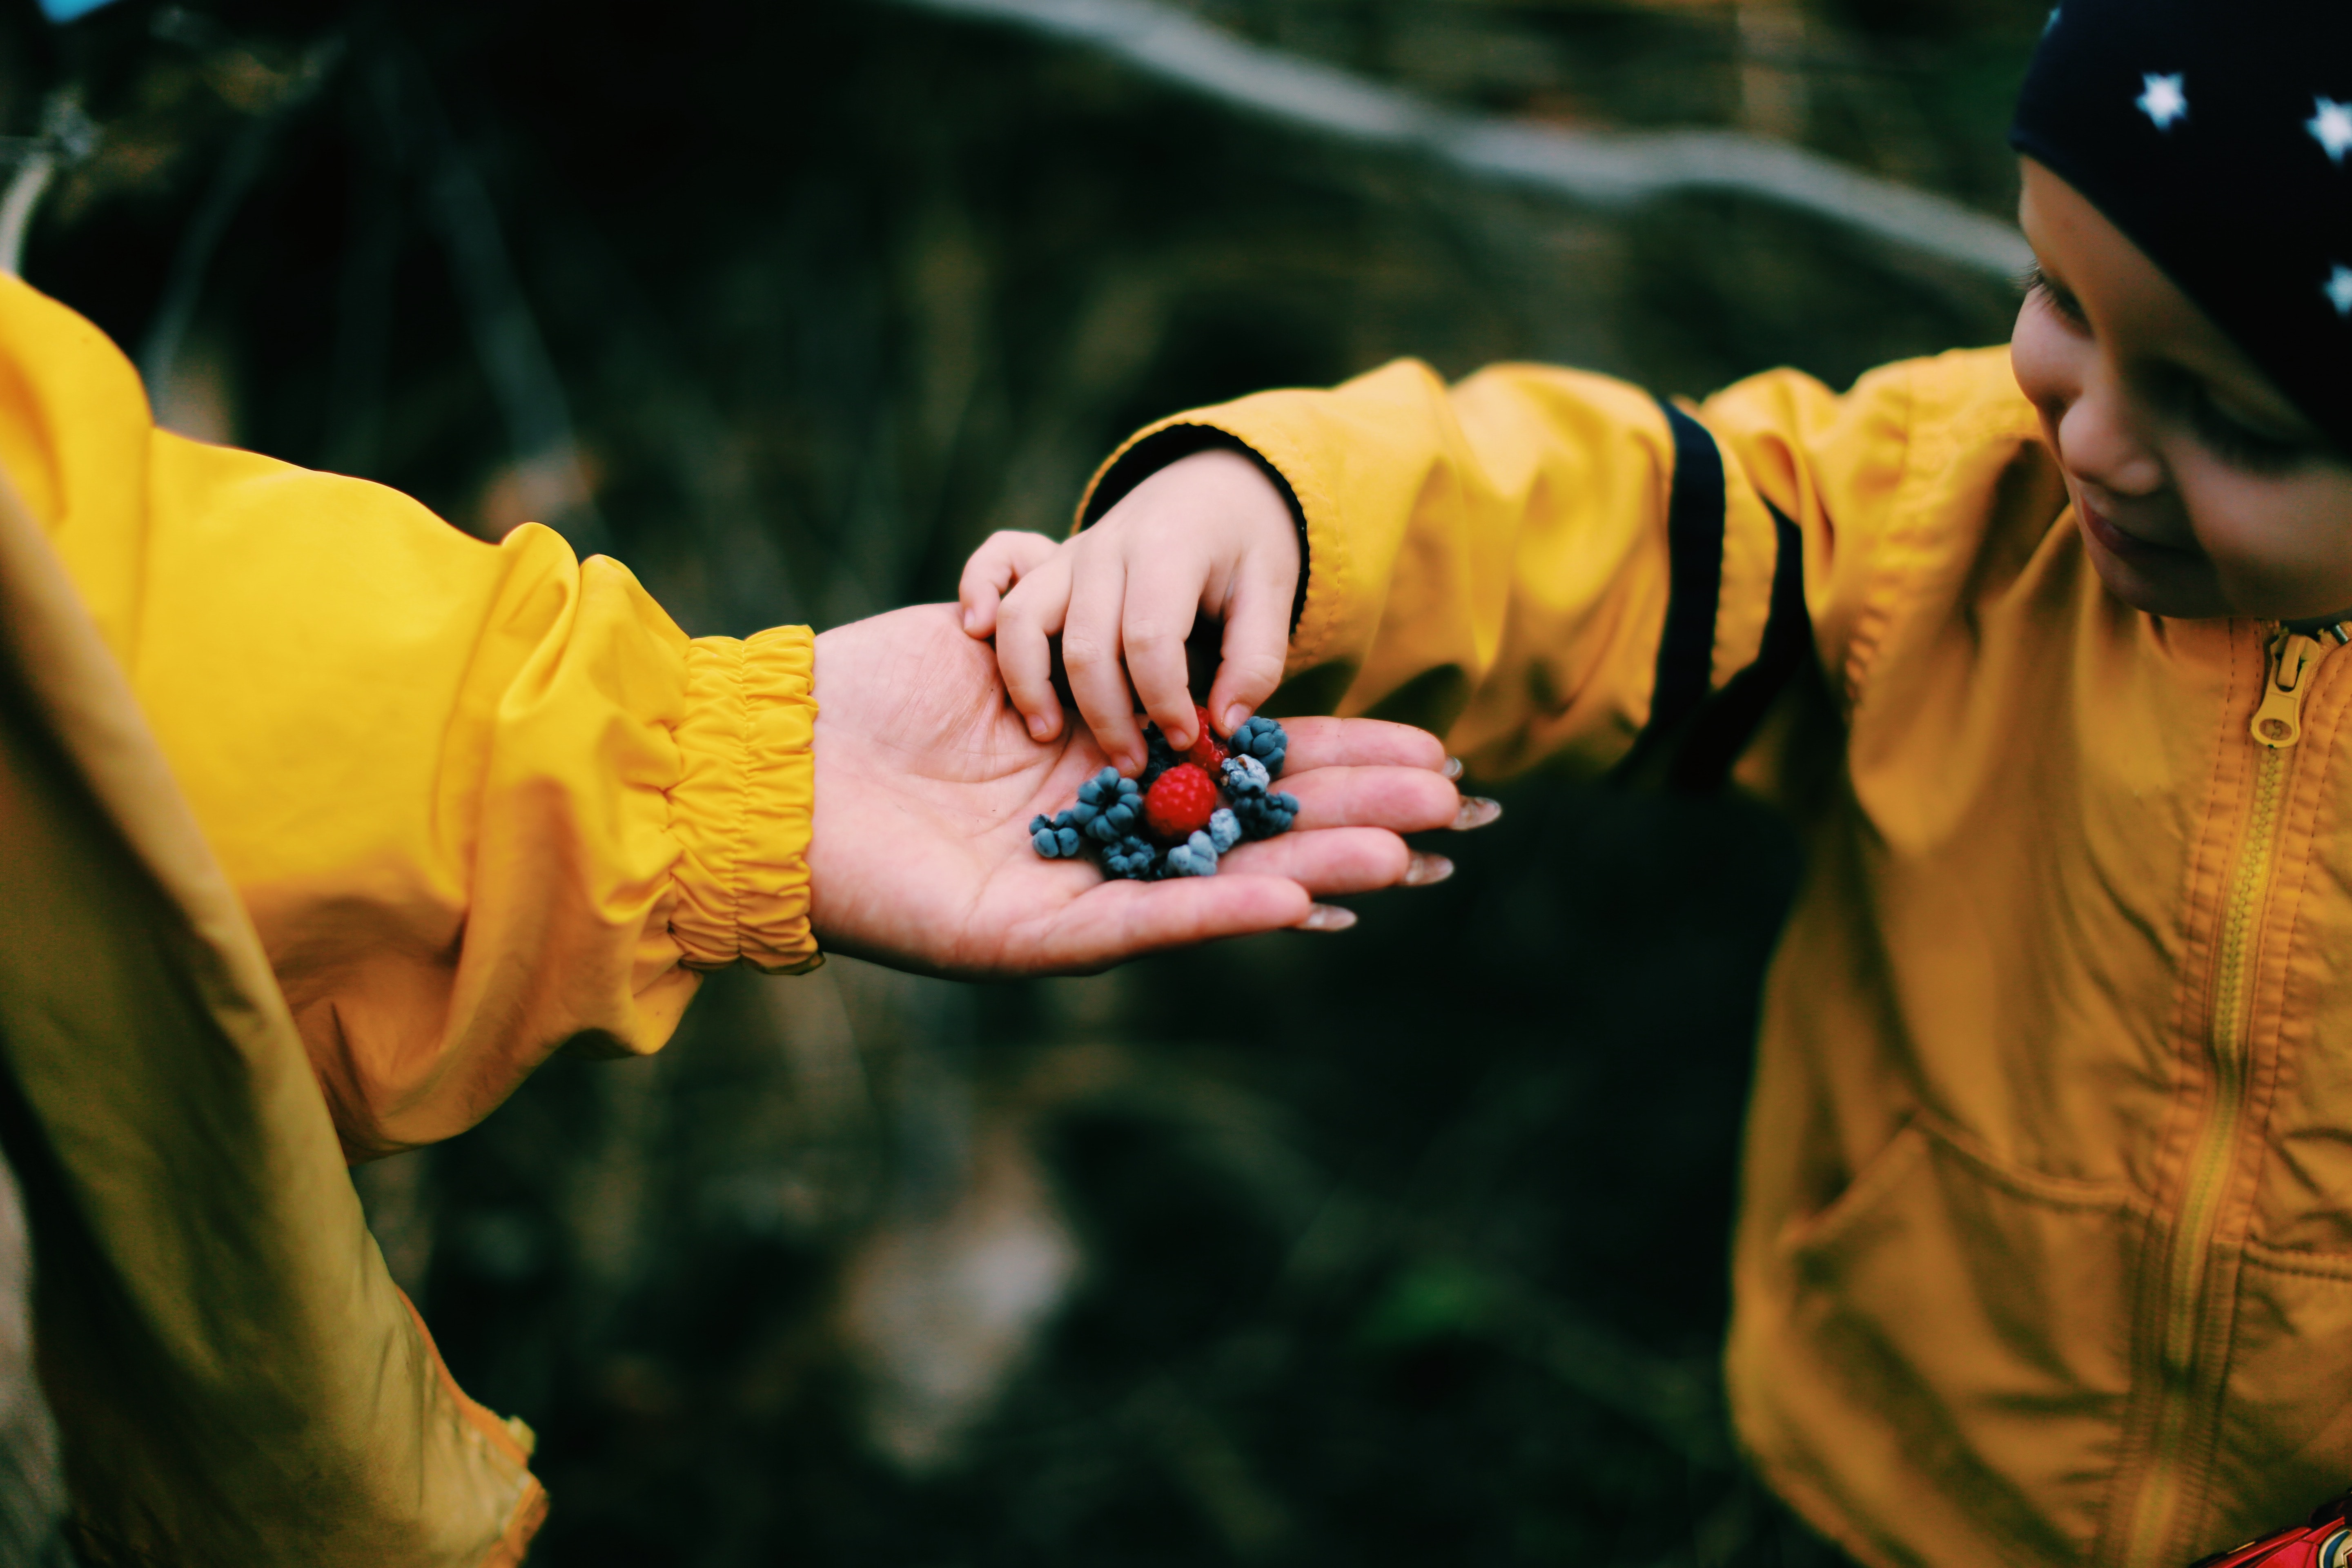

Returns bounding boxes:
[1,1,2047,1562]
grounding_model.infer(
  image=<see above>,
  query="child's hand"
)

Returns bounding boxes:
[956,448,1300,776]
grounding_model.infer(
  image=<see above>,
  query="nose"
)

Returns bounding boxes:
[2055,369,2165,500]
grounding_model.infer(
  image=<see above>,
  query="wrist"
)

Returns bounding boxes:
[1157,448,1301,572]
[1077,426,1312,630]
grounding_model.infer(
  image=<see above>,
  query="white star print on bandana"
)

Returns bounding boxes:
[2015,2,2352,449]
[2312,98,2352,167]
[2138,72,2189,131]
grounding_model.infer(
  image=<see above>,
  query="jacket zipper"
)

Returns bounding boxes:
[2123,624,2342,1568]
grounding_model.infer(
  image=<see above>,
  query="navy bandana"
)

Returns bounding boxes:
[2011,1,2352,453]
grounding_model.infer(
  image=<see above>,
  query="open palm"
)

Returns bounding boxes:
[809,604,1464,977]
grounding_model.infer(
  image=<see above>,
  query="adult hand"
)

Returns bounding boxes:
[809,603,1483,977]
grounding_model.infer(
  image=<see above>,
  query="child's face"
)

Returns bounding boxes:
[2011,158,2352,624]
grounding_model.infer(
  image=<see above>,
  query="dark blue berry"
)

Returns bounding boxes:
[1229,716,1287,778]
[1141,725,1181,787]
[1230,790,1298,840]
[1101,835,1161,880]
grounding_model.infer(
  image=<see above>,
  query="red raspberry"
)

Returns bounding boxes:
[1183,705,1229,771]
[1143,763,1218,843]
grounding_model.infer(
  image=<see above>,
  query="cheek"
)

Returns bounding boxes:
[2177,463,2352,615]
[2009,303,2077,421]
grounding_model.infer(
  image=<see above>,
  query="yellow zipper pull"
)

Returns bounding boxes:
[2251,629,2330,748]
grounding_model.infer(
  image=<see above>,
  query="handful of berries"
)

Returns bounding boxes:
[1030,707,1300,880]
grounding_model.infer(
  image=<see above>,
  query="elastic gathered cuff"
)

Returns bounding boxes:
[668,626,822,974]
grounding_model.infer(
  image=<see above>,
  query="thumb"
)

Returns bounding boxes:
[1038,873,1316,970]
[959,530,1060,637]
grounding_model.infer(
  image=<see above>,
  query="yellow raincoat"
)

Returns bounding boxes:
[0,274,817,1560]
[1082,347,2352,1568]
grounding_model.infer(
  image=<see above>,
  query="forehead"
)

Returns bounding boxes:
[2019,158,2294,403]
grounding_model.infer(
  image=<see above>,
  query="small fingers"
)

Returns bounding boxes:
[1121,555,1211,750]
[1063,546,1146,772]
[995,555,1074,742]
[960,530,1060,638]
[1206,580,1292,736]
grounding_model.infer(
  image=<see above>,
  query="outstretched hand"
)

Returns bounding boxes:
[809,603,1485,977]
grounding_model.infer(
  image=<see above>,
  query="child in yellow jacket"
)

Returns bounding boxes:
[959,4,2352,1565]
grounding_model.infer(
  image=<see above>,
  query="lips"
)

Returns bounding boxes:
[2078,496,2196,560]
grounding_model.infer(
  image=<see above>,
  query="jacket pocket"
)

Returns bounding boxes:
[1773,1113,2144,1566]
[2207,1244,2352,1547]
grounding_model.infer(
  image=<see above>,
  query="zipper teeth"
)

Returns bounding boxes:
[2125,637,2310,1568]
[2169,748,2281,1360]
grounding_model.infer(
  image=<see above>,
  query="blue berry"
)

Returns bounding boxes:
[1230,789,1298,840]
[1030,813,1085,859]
[1164,831,1219,877]
[1229,717,1287,778]
[1141,726,1182,787]
[1036,738,1289,871]
[1102,835,1161,880]
[1077,768,1132,808]
[1074,769,1143,841]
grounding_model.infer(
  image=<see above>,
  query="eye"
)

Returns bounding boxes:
[2022,265,2091,331]
[2185,385,2311,473]
[2319,1524,2352,1568]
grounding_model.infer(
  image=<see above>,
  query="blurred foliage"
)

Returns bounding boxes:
[1,0,2046,1562]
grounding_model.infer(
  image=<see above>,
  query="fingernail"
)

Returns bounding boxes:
[1223,704,1249,731]
[1299,904,1357,932]
[1451,797,1502,831]
[1403,853,1454,887]
[1028,715,1051,741]
[1444,756,1465,781]
[963,608,978,633]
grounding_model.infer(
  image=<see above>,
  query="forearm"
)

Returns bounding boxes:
[1,276,816,1156]
[1077,359,1716,777]
[1074,353,1946,787]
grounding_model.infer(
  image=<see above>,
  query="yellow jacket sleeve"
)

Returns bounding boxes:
[1078,347,2031,784]
[0,276,818,1158]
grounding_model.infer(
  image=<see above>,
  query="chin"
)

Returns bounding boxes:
[2079,525,2230,619]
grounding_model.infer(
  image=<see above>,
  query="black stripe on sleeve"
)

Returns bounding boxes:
[1617,398,1727,775]
[1668,498,1812,791]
